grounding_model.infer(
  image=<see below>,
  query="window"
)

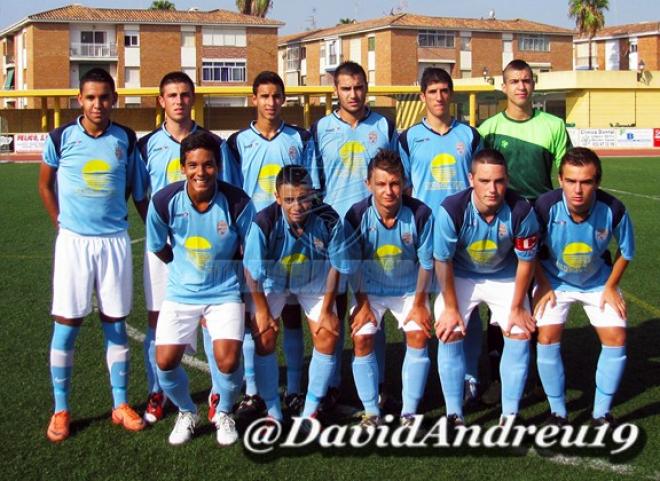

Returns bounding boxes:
[124,33,139,47]
[202,27,246,47]
[286,46,300,71]
[518,34,549,52]
[327,39,338,66]
[368,69,375,84]
[368,36,375,52]
[418,30,454,48]
[460,36,471,51]
[300,75,307,86]
[81,31,106,44]
[320,44,326,68]
[629,42,638,53]
[181,31,195,48]
[124,67,140,87]
[202,60,246,82]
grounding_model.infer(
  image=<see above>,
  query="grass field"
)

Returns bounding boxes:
[1,158,658,481]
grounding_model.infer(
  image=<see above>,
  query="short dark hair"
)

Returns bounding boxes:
[367,149,404,181]
[79,68,115,92]
[275,164,312,190]
[471,148,508,174]
[253,70,285,96]
[334,61,367,85]
[420,67,453,93]
[159,71,195,95]
[559,147,602,183]
[503,59,534,81]
[180,131,220,166]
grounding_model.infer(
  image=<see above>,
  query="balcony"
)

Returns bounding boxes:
[70,42,118,59]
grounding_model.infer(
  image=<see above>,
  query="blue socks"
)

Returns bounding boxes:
[242,332,258,396]
[593,345,626,419]
[329,319,345,388]
[50,323,80,412]
[375,327,386,385]
[157,366,196,413]
[218,363,244,413]
[500,337,530,416]
[254,353,283,420]
[143,326,160,394]
[202,325,222,396]
[283,327,304,395]
[352,351,380,416]
[537,342,567,417]
[302,349,335,417]
[463,309,483,383]
[401,345,430,415]
[102,321,129,408]
[437,340,465,417]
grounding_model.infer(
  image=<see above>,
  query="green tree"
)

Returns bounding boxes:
[236,0,273,17]
[569,0,609,70]
[338,18,356,25]
[149,0,175,10]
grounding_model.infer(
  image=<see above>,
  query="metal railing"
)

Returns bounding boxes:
[69,42,118,58]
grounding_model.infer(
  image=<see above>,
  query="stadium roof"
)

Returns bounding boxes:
[279,13,573,45]
[1,3,283,37]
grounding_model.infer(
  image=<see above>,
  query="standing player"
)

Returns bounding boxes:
[533,148,634,425]
[223,71,317,416]
[146,131,254,445]
[433,149,539,425]
[398,66,482,404]
[244,165,348,421]
[311,61,399,408]
[138,71,225,424]
[344,150,433,426]
[39,68,147,442]
[477,59,571,403]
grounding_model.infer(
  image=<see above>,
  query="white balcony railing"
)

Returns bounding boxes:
[70,43,117,58]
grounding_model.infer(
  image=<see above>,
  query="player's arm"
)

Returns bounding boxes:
[127,142,149,222]
[600,252,630,320]
[398,131,413,196]
[38,163,59,229]
[244,268,278,336]
[146,197,173,263]
[532,259,556,318]
[405,209,433,336]
[315,267,341,337]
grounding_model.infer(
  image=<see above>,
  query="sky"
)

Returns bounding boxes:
[1,0,659,34]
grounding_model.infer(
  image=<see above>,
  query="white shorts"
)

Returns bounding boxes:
[535,289,627,328]
[433,276,530,335]
[52,228,132,319]
[156,300,245,352]
[143,249,168,311]
[352,295,427,336]
[246,291,332,323]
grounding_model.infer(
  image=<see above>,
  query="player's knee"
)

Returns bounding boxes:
[405,330,428,349]
[254,331,277,356]
[601,328,626,347]
[156,353,179,371]
[353,334,374,356]
[215,353,241,374]
[313,328,337,355]
[537,329,561,345]
[444,331,465,343]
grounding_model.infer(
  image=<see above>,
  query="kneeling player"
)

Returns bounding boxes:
[533,147,634,426]
[244,165,347,421]
[344,150,434,427]
[434,149,539,426]
[146,131,254,445]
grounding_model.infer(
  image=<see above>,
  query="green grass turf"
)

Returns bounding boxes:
[0,158,658,480]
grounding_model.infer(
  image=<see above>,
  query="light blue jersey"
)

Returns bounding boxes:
[42,117,146,235]
[535,189,635,292]
[138,122,223,195]
[222,121,318,211]
[434,188,539,279]
[344,195,433,296]
[311,109,398,217]
[146,180,255,304]
[244,202,350,295]
[398,118,481,209]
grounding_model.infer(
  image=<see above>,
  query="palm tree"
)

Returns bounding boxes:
[236,0,273,17]
[149,0,175,10]
[568,0,609,70]
[338,18,356,25]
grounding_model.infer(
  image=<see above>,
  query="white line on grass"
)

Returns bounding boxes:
[605,188,660,201]
[131,237,145,244]
[125,322,210,373]
[529,448,637,476]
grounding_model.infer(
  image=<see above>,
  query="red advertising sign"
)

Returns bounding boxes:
[654,128,660,148]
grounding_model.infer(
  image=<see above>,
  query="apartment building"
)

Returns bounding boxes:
[277,13,573,93]
[573,21,659,71]
[0,4,282,108]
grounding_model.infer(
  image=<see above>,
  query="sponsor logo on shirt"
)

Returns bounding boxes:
[414,137,430,143]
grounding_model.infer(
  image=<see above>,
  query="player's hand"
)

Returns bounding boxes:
[350,301,377,337]
[254,309,278,337]
[404,304,432,339]
[506,306,536,338]
[315,308,340,337]
[434,307,465,343]
[600,285,627,320]
[533,284,556,319]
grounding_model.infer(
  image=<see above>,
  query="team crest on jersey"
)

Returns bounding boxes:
[500,140,509,149]
[596,228,609,241]
[368,131,378,144]
[498,223,508,239]
[288,146,298,161]
[456,142,465,155]
[217,221,228,235]
[115,144,123,160]
[401,232,413,245]
[313,237,326,252]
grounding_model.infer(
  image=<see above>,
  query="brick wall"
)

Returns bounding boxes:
[140,24,181,106]
[30,24,70,108]
[638,35,659,70]
[471,32,502,78]
[246,27,278,85]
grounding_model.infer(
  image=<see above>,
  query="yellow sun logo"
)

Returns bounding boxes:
[81,159,111,191]
[375,244,402,272]
[467,239,498,264]
[562,242,593,270]
[430,154,456,184]
[166,158,184,184]
[184,236,212,270]
[257,164,282,195]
